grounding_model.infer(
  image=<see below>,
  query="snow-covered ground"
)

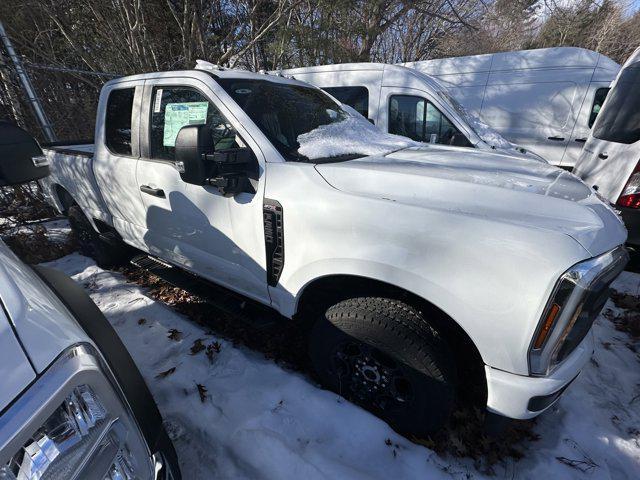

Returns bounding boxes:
[44,253,640,479]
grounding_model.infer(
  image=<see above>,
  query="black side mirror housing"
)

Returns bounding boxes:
[174,124,255,195]
[0,122,49,186]
[175,124,214,186]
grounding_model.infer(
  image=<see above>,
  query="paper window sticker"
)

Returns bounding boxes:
[162,102,209,147]
[154,89,163,113]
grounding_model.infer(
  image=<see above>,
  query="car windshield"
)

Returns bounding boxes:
[217,78,418,162]
[436,90,513,150]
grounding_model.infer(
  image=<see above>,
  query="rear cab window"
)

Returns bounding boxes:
[105,88,135,155]
[389,95,468,146]
[149,86,240,161]
[323,86,369,118]
[593,62,640,144]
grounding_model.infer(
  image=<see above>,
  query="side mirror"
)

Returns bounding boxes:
[175,124,255,195]
[0,122,49,186]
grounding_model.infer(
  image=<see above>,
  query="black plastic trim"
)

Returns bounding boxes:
[263,199,284,287]
[527,374,578,412]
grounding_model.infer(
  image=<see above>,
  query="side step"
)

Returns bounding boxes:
[130,254,285,330]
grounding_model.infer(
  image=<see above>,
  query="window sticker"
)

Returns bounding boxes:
[162,102,209,147]
[154,89,163,113]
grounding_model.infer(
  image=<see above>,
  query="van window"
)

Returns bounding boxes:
[105,88,134,156]
[593,64,640,144]
[588,88,609,128]
[323,86,369,117]
[389,95,463,145]
[149,86,239,161]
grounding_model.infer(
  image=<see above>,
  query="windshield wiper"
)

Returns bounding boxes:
[312,153,366,164]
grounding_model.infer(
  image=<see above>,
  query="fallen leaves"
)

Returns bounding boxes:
[190,338,205,355]
[167,328,182,341]
[155,367,176,379]
[206,341,222,364]
[196,383,208,402]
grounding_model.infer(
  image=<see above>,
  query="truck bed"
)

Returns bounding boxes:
[41,141,109,226]
[42,141,95,158]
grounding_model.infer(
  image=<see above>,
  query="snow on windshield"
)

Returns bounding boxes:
[297,104,421,160]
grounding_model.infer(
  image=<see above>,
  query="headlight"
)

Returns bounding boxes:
[529,246,628,376]
[0,345,157,479]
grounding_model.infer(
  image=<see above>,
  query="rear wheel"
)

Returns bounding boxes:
[309,297,456,437]
[68,205,130,268]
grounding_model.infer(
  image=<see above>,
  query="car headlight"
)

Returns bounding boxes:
[529,246,628,376]
[0,345,158,479]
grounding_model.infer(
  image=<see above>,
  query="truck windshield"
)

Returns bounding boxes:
[593,62,640,144]
[217,78,351,162]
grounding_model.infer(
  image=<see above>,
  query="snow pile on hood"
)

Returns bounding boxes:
[297,106,421,160]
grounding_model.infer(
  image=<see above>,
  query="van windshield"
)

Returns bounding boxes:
[436,90,513,150]
[593,62,640,144]
[217,78,418,162]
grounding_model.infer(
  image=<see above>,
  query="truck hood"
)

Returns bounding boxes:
[315,146,627,256]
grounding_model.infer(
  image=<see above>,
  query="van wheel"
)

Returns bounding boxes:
[68,205,129,269]
[309,297,456,437]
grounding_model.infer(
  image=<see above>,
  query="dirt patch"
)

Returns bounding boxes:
[2,222,76,263]
[608,290,640,339]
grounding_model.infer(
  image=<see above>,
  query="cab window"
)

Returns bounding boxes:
[593,63,640,144]
[389,95,465,145]
[588,88,610,128]
[105,88,134,156]
[323,86,369,118]
[149,86,239,161]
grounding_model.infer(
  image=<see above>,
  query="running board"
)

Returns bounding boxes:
[130,254,284,329]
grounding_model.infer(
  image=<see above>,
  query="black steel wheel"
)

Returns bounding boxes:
[310,297,456,436]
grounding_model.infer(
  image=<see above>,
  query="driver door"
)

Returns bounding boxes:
[136,77,269,304]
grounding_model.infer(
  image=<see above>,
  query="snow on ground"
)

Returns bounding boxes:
[44,253,640,479]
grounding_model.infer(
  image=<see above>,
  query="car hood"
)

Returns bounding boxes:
[315,146,627,257]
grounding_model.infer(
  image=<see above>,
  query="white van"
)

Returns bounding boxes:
[280,63,545,162]
[573,47,640,246]
[402,47,620,168]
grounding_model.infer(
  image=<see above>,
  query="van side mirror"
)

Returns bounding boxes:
[0,122,50,186]
[174,124,255,195]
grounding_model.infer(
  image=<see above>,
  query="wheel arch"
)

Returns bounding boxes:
[294,273,488,405]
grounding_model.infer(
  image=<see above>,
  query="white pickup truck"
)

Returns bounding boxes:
[0,123,179,479]
[42,64,629,436]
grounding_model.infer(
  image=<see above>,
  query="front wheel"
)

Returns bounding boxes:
[309,297,457,437]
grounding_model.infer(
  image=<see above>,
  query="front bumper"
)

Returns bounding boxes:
[485,330,594,419]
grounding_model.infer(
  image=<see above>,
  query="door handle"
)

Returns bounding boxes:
[547,136,565,141]
[140,185,165,198]
[598,153,609,160]
[574,138,587,143]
